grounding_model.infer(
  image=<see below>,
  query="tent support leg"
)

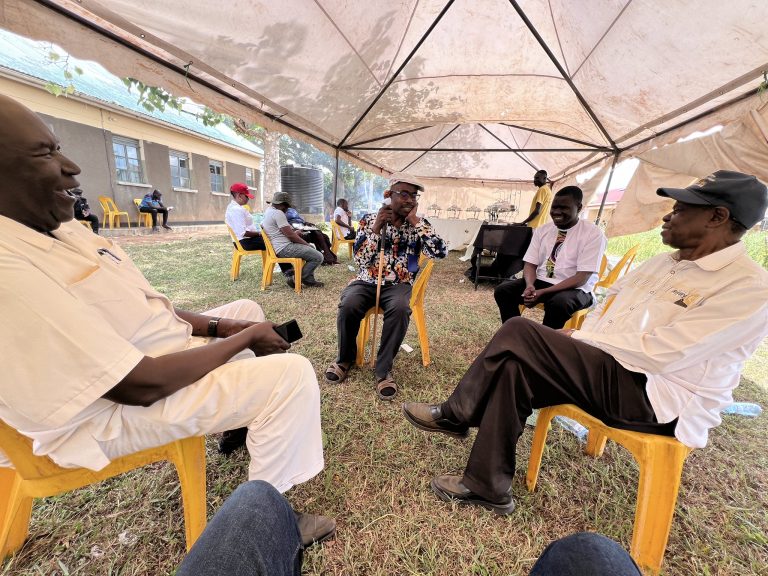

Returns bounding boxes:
[596,152,620,226]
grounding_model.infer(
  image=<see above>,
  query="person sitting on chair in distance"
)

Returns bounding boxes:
[334,198,356,240]
[70,187,99,234]
[224,182,293,280]
[494,186,606,329]
[140,188,173,232]
[261,191,324,288]
[285,205,338,265]
[0,94,334,547]
[325,174,447,400]
[402,170,768,514]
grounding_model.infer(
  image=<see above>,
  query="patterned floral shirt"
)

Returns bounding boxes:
[353,214,447,285]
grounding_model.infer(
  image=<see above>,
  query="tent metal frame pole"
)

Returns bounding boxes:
[344,125,435,147]
[507,0,617,152]
[499,122,607,149]
[338,0,457,147]
[478,124,538,171]
[595,152,620,226]
[334,149,340,208]
[354,146,612,153]
[399,125,460,172]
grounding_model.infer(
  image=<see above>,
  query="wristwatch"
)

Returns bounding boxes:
[207,317,222,338]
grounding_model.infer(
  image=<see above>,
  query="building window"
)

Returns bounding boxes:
[209,160,224,193]
[245,167,256,189]
[113,136,145,184]
[170,150,191,189]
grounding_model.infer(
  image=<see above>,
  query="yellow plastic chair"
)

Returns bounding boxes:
[0,419,207,559]
[260,232,303,294]
[355,258,435,367]
[97,196,131,229]
[226,225,266,281]
[526,404,692,574]
[133,198,153,228]
[518,303,588,330]
[595,245,639,291]
[242,204,252,213]
[331,221,355,260]
[77,220,92,230]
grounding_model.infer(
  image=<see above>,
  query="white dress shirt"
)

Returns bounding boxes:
[225,200,257,240]
[523,219,607,293]
[333,206,351,239]
[573,242,768,448]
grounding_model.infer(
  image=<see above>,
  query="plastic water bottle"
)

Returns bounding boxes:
[553,416,588,443]
[721,402,762,417]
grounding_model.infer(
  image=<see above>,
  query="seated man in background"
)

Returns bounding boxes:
[334,198,356,240]
[325,174,447,400]
[225,181,292,278]
[285,205,338,265]
[140,188,173,232]
[403,170,768,515]
[261,192,325,288]
[70,187,99,234]
[0,94,334,547]
[494,186,606,328]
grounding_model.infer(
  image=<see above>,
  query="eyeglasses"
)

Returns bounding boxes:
[392,190,421,201]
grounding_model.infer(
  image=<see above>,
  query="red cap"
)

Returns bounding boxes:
[230,182,254,198]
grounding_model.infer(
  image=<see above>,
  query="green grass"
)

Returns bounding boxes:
[607,228,768,267]
[3,230,767,575]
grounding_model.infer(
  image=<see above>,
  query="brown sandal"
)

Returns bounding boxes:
[325,362,350,383]
[375,374,398,401]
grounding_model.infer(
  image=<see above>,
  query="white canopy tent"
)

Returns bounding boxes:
[2,0,768,234]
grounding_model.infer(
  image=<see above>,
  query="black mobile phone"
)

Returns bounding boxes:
[273,319,303,343]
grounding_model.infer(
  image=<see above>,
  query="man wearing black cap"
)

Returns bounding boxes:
[261,191,324,288]
[403,170,768,515]
[140,189,172,231]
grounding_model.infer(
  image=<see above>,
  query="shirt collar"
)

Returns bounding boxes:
[0,214,56,252]
[673,241,746,272]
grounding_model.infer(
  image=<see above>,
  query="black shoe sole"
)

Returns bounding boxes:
[401,405,469,439]
[430,478,516,516]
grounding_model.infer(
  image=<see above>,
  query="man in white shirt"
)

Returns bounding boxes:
[494,186,606,328]
[261,192,324,288]
[0,94,334,547]
[333,198,356,240]
[225,182,293,282]
[403,170,768,515]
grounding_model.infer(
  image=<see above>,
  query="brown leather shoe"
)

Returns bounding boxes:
[401,403,469,438]
[294,511,336,548]
[431,474,516,515]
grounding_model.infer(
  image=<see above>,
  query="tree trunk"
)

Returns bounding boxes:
[262,130,281,211]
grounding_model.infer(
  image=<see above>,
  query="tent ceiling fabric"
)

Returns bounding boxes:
[3,0,768,184]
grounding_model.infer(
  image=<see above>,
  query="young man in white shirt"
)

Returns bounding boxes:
[261,192,324,288]
[333,198,356,240]
[494,186,607,328]
[403,170,768,515]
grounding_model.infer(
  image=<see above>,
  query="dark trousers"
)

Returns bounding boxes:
[442,318,675,501]
[301,230,337,264]
[80,213,100,234]
[529,533,641,576]
[336,281,412,380]
[494,278,593,328]
[140,206,169,226]
[236,236,292,274]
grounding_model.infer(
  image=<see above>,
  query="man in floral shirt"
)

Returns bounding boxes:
[325,174,446,400]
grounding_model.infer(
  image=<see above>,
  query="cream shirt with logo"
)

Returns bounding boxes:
[573,242,768,448]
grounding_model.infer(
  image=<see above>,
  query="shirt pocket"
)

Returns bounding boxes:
[66,266,153,341]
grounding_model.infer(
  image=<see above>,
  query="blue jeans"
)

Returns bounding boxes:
[277,243,323,282]
[177,481,302,576]
[529,533,642,575]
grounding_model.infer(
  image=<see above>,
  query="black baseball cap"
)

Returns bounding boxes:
[657,170,768,229]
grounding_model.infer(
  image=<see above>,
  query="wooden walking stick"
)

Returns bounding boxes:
[368,225,387,369]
